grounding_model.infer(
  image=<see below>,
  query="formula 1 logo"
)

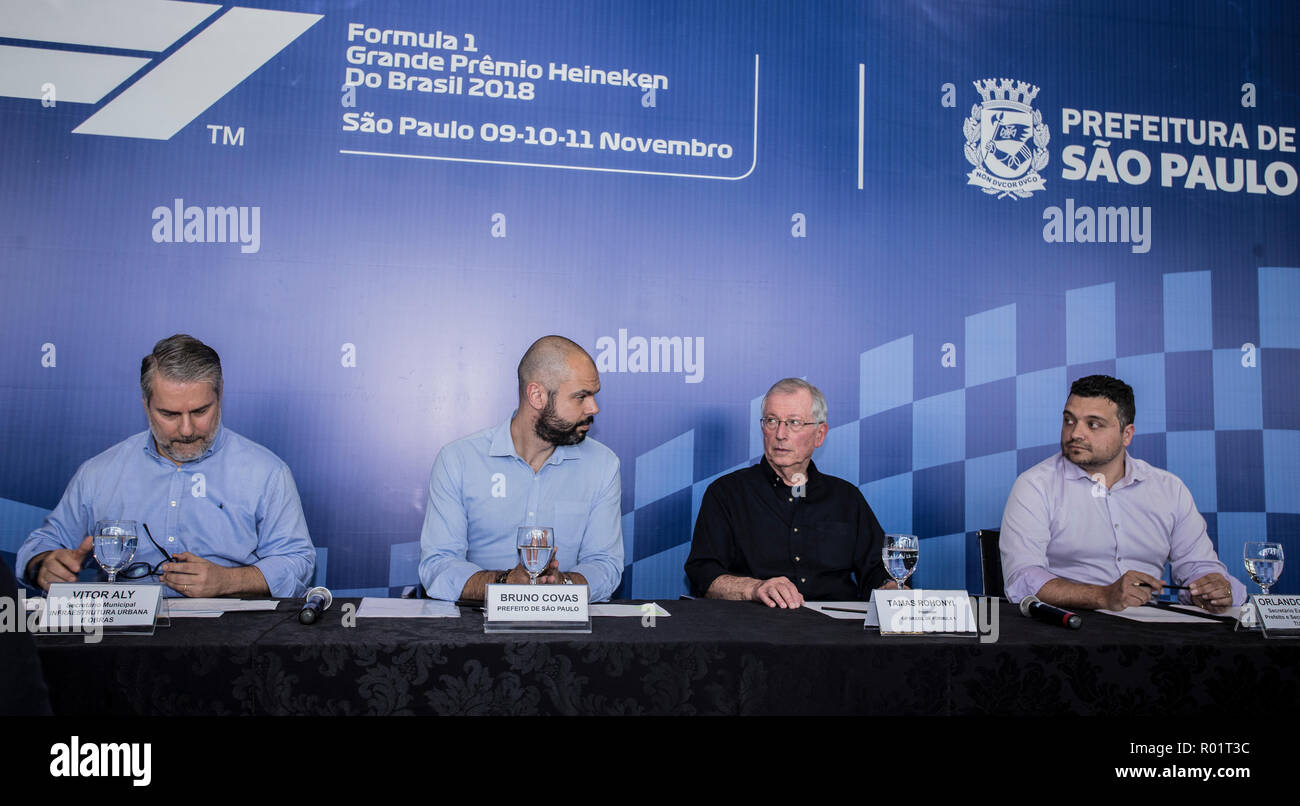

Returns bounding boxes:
[963,78,1049,199]
[0,0,321,140]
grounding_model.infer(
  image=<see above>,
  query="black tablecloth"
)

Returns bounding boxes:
[33,599,1300,716]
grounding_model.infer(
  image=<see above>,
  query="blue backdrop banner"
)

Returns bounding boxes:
[2,0,1297,599]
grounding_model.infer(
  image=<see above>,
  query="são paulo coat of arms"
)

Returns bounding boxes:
[964,78,1049,199]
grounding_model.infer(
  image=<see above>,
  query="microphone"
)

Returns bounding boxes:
[1019,594,1082,630]
[298,586,333,625]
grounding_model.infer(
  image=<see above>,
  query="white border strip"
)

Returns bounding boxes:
[858,62,865,190]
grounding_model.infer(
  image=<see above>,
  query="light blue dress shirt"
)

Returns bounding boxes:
[16,427,315,598]
[419,417,624,602]
[1000,452,1246,606]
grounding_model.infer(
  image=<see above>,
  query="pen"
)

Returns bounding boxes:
[822,606,869,614]
[1136,582,1189,591]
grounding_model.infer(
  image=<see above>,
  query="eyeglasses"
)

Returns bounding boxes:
[120,522,179,580]
[759,417,824,433]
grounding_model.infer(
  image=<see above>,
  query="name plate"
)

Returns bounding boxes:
[1253,595,1300,638]
[485,584,589,621]
[871,588,978,636]
[43,583,163,633]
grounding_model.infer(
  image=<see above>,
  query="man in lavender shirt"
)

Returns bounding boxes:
[1000,375,1245,613]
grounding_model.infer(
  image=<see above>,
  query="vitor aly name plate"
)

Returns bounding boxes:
[43,583,163,631]
[483,584,592,633]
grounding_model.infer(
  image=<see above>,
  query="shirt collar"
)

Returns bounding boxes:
[488,417,516,457]
[488,414,581,466]
[758,457,820,488]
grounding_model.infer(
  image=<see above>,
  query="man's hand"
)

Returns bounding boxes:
[160,552,241,597]
[507,559,553,585]
[750,576,804,608]
[1188,572,1234,613]
[29,536,94,591]
[1101,569,1165,610]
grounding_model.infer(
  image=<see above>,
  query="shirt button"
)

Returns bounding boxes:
[800,577,806,583]
[528,512,534,518]
[170,501,177,507]
[168,536,175,543]
[787,498,793,502]
[794,556,801,562]
[793,528,798,533]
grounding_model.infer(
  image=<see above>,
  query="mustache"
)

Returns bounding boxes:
[577,416,594,427]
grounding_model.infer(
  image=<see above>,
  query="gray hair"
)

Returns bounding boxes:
[140,334,223,402]
[517,335,592,399]
[763,378,827,423]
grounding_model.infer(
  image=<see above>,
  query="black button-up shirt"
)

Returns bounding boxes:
[685,459,889,600]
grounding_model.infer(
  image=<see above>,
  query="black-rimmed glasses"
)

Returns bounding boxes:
[120,522,179,580]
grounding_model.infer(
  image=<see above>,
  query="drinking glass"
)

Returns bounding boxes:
[1243,542,1284,596]
[883,533,919,589]
[94,520,138,584]
[516,527,556,585]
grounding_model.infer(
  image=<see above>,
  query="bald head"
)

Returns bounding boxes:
[517,335,594,399]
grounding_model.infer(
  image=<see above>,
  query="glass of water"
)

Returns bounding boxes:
[516,526,555,585]
[1243,542,1284,596]
[883,533,919,589]
[94,520,138,583]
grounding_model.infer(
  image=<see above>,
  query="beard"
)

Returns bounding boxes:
[533,395,593,446]
[152,411,220,462]
[1062,438,1121,471]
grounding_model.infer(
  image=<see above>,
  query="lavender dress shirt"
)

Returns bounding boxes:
[1000,452,1246,607]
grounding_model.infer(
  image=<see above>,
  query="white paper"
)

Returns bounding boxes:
[165,608,223,618]
[804,601,877,625]
[1099,605,1221,623]
[356,598,460,618]
[165,598,279,616]
[590,603,670,617]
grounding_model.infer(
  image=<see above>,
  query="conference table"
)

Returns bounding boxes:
[32,598,1300,717]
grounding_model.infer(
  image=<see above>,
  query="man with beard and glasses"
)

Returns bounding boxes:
[1000,375,1244,613]
[17,334,314,598]
[418,335,623,602]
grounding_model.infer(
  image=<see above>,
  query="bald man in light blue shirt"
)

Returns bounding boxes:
[419,336,623,602]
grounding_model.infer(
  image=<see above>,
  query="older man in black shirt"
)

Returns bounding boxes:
[685,378,893,607]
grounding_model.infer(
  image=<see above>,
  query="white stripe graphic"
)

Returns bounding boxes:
[0,45,147,103]
[857,63,865,190]
[73,7,322,140]
[0,0,218,52]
